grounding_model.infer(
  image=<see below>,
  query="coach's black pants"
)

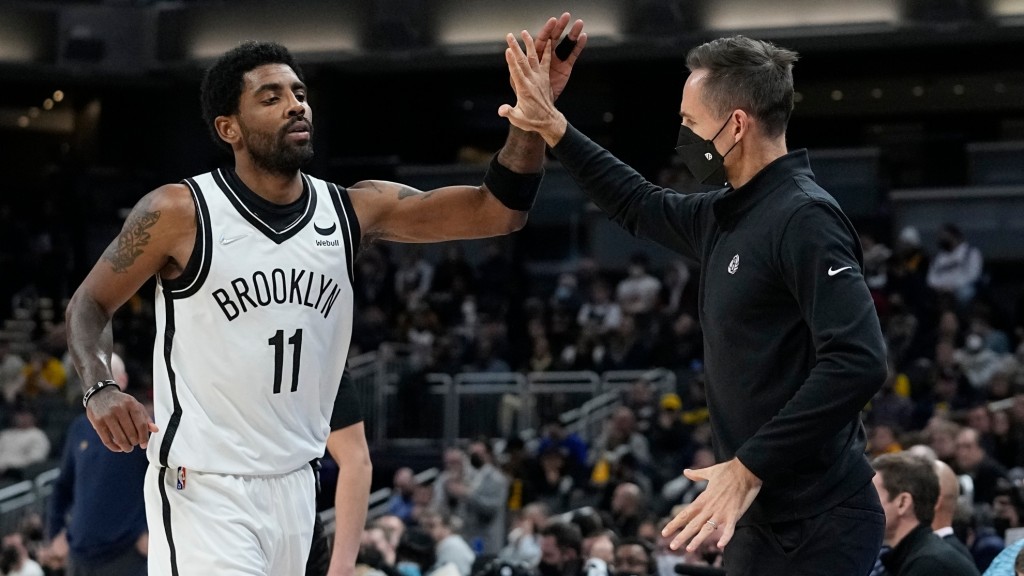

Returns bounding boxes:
[724,481,884,576]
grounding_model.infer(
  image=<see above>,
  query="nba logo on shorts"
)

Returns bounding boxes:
[176,466,187,490]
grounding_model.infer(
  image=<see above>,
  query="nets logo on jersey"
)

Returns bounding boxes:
[176,466,187,490]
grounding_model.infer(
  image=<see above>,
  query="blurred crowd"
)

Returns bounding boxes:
[2,200,1024,575]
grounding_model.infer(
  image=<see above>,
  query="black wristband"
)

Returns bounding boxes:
[83,379,120,408]
[483,154,543,211]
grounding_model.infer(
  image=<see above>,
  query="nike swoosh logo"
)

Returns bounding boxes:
[314,222,336,236]
[219,233,249,245]
[828,266,852,277]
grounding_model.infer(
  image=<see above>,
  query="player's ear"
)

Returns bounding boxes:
[215,116,239,146]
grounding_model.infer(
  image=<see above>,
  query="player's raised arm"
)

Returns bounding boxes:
[346,14,586,244]
[65,184,194,452]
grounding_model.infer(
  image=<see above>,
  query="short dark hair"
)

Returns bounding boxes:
[540,522,582,555]
[685,36,798,138]
[1015,542,1024,574]
[200,41,304,151]
[872,452,939,526]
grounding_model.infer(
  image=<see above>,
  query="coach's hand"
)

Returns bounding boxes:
[87,389,159,452]
[662,457,763,553]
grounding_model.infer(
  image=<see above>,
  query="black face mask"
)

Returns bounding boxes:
[538,562,562,576]
[675,116,737,187]
[469,453,485,469]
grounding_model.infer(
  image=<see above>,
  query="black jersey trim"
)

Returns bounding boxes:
[157,467,180,576]
[158,296,182,467]
[163,178,213,298]
[327,182,360,285]
[212,168,316,245]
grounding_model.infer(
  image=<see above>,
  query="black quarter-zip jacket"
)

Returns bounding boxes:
[552,124,888,523]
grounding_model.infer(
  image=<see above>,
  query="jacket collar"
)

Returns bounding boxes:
[881,523,932,573]
[712,149,813,224]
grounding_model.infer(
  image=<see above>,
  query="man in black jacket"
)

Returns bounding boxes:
[872,452,980,576]
[499,20,888,575]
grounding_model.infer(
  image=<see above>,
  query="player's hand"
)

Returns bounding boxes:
[661,458,763,553]
[531,13,587,102]
[87,389,159,452]
[500,28,567,146]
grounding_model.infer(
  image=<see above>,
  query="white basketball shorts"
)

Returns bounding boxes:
[145,463,317,575]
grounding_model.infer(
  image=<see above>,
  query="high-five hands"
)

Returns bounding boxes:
[533,13,587,101]
[499,13,587,146]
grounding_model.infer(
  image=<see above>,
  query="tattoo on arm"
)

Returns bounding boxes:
[102,210,161,273]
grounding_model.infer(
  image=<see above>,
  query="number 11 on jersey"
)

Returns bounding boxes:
[268,329,302,393]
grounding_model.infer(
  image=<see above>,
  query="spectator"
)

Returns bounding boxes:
[615,254,661,321]
[969,306,1012,356]
[395,248,435,311]
[386,467,418,523]
[647,393,695,491]
[861,231,893,294]
[499,502,549,567]
[589,407,652,477]
[872,451,981,576]
[888,226,932,318]
[0,341,26,406]
[524,445,577,514]
[956,427,1010,505]
[0,407,50,481]
[538,522,583,576]
[992,479,1024,541]
[395,526,439,576]
[361,524,400,575]
[462,438,510,554]
[464,337,511,374]
[869,423,904,459]
[931,457,974,562]
[657,260,692,318]
[603,316,652,371]
[576,280,623,336]
[419,510,475,576]
[867,363,914,432]
[431,245,476,303]
[535,419,589,471]
[20,348,66,400]
[434,447,471,517]
[980,536,1024,576]
[926,223,984,308]
[41,352,148,576]
[375,515,408,556]
[604,483,645,539]
[957,333,1007,392]
[612,539,654,576]
[989,409,1022,471]
[0,532,44,576]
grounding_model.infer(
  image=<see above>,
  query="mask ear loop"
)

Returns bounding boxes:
[711,113,741,159]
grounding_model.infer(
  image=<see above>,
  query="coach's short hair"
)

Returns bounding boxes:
[685,36,798,138]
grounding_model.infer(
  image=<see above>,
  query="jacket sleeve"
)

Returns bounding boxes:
[550,123,709,262]
[735,201,888,478]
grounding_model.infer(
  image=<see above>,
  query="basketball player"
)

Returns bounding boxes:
[64,15,587,576]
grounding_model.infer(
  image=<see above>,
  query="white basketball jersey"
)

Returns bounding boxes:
[147,169,358,475]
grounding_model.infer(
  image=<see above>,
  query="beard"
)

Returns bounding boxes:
[241,118,315,176]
